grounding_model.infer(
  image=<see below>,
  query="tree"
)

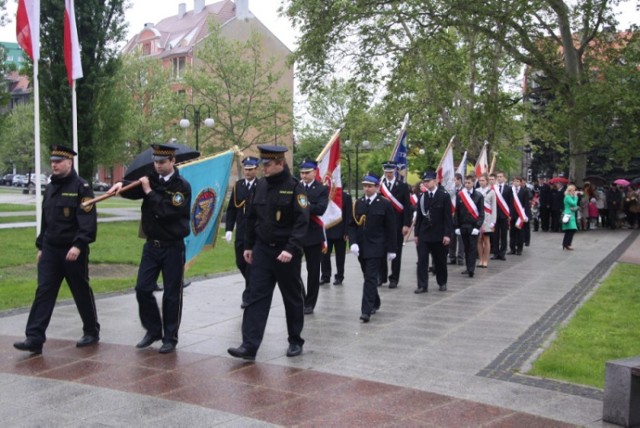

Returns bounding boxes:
[0,102,47,174]
[184,24,293,155]
[117,52,185,162]
[285,0,634,182]
[38,0,127,181]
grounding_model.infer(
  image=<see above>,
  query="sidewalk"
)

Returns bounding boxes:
[0,228,636,426]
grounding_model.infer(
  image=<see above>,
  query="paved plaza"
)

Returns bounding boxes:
[0,195,637,426]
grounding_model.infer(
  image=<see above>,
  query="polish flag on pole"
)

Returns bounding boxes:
[316,125,343,229]
[475,141,489,178]
[64,0,83,85]
[16,0,40,61]
[456,150,467,177]
[16,0,43,235]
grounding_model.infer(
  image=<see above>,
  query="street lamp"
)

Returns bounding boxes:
[179,104,215,151]
[345,139,370,199]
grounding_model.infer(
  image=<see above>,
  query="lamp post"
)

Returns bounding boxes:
[179,104,215,151]
[345,139,370,199]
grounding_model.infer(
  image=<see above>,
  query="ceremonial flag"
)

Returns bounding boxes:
[456,151,467,177]
[389,113,410,182]
[178,150,235,268]
[64,0,83,85]
[16,0,43,235]
[436,136,457,212]
[475,141,489,178]
[316,126,343,229]
[16,0,40,61]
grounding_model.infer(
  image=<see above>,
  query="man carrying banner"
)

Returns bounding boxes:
[298,159,329,315]
[225,156,259,309]
[509,177,530,256]
[379,161,412,288]
[349,173,397,322]
[414,171,452,293]
[455,175,484,278]
[108,144,192,354]
[228,145,309,360]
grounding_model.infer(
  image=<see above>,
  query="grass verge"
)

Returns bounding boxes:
[0,221,236,310]
[528,263,640,388]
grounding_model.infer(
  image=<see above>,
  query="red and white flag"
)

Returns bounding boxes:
[64,0,83,85]
[316,128,343,229]
[16,0,40,61]
[475,141,489,178]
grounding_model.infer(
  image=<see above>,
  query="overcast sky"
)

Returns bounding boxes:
[0,0,297,50]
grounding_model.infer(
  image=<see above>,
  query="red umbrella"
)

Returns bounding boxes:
[549,177,569,184]
[613,178,630,187]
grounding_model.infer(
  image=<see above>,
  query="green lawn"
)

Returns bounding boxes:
[528,263,640,388]
[0,221,237,310]
[0,203,34,212]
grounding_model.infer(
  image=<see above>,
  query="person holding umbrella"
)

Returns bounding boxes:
[107,144,192,354]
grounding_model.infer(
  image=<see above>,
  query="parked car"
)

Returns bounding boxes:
[12,174,27,187]
[26,174,48,190]
[93,181,109,191]
[1,173,14,186]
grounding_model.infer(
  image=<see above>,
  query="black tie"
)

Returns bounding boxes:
[386,181,391,190]
[499,184,503,193]
[429,192,433,199]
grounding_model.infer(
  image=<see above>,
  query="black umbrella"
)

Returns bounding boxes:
[631,177,640,185]
[124,143,200,181]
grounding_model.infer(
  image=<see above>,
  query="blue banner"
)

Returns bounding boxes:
[177,150,234,268]
[391,129,408,181]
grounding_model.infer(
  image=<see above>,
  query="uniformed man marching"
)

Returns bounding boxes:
[108,143,192,354]
[298,159,329,315]
[14,145,100,354]
[225,156,259,309]
[414,171,453,293]
[228,145,310,360]
[349,173,397,322]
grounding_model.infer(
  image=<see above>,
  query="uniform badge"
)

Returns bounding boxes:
[276,209,282,222]
[63,207,71,217]
[297,194,308,208]
[172,192,185,206]
[81,197,94,213]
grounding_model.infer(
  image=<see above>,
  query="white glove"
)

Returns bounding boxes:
[350,244,359,256]
[387,252,396,261]
[455,228,461,236]
[224,231,233,243]
[471,228,479,236]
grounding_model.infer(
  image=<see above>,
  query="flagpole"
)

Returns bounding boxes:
[489,152,497,174]
[315,124,343,163]
[389,113,409,161]
[72,79,79,171]
[34,59,42,236]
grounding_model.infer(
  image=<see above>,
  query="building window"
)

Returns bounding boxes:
[7,56,13,61]
[172,56,186,80]
[142,42,151,56]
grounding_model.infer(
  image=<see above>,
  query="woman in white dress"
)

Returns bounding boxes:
[477,174,497,268]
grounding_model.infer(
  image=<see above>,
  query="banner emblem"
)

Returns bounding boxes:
[191,188,216,236]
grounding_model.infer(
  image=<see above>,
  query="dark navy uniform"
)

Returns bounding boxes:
[509,182,530,255]
[225,157,258,307]
[379,163,412,287]
[321,190,352,285]
[455,186,485,277]
[299,159,329,313]
[16,145,99,353]
[120,145,191,352]
[415,172,453,292]
[229,145,310,359]
[492,181,512,259]
[349,174,397,321]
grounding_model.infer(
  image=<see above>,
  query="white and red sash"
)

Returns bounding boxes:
[512,187,529,229]
[380,181,404,213]
[458,190,480,220]
[492,184,510,218]
[310,214,328,252]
